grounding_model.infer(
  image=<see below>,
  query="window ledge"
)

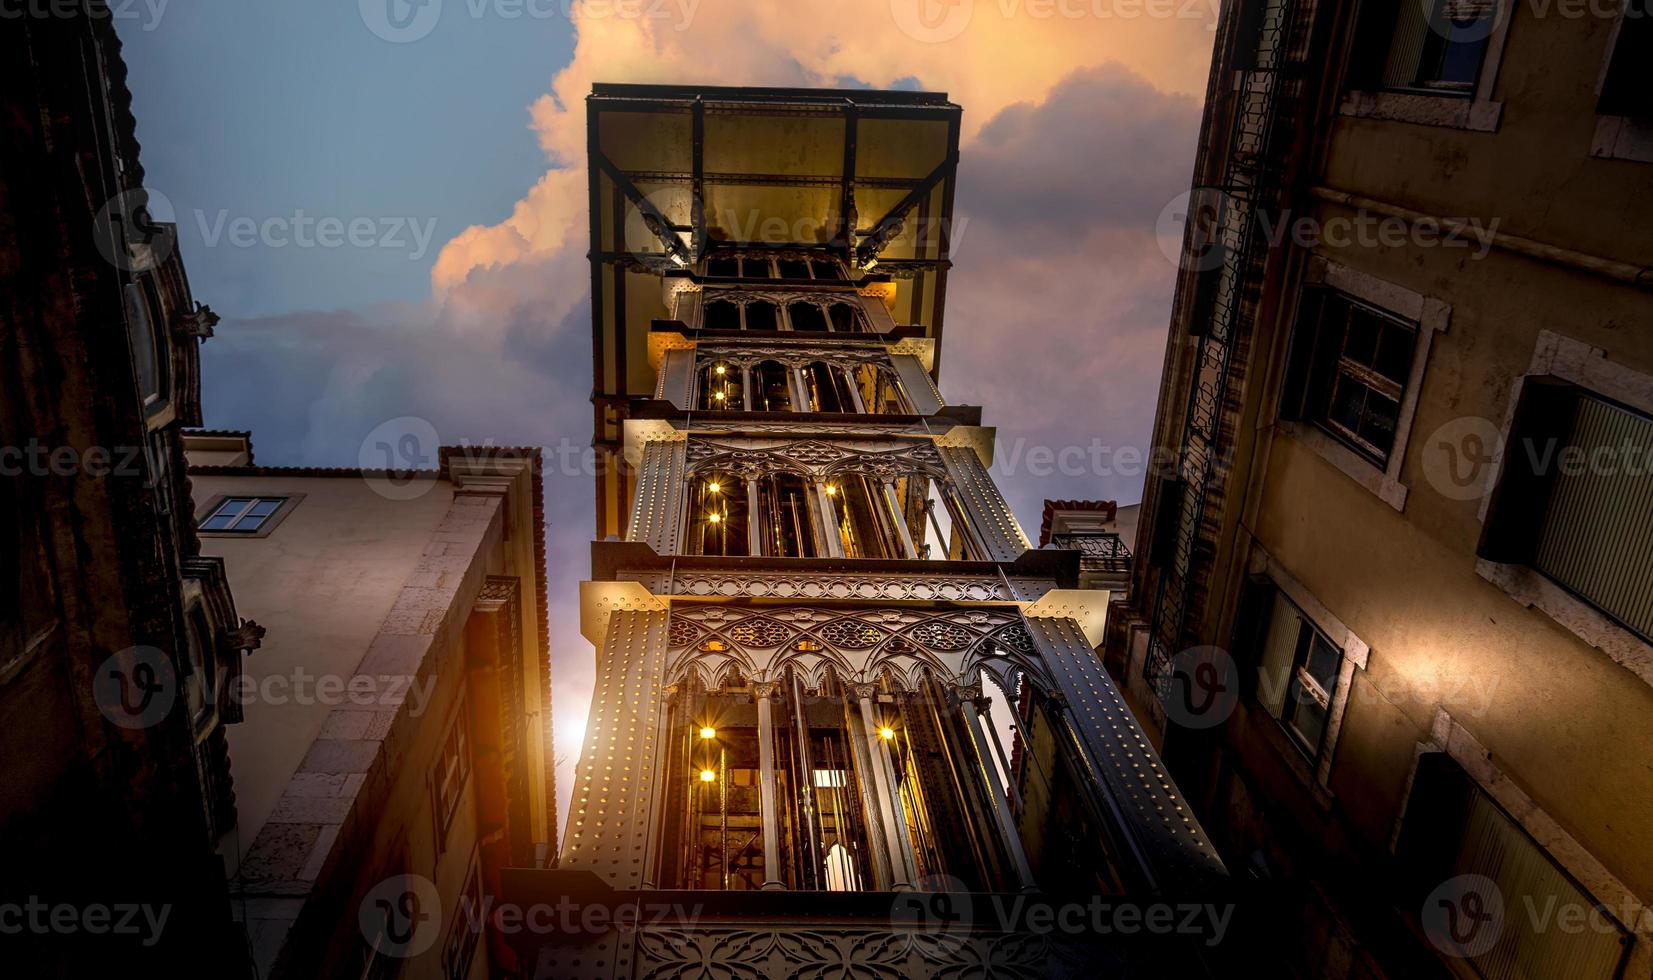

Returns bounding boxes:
[1475,558,1653,690]
[1339,90,1502,133]
[1281,420,1409,511]
[1592,115,1653,164]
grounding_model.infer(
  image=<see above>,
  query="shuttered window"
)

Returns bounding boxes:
[1531,395,1653,642]
[1359,0,1496,93]
[1398,756,1631,980]
[1481,383,1653,644]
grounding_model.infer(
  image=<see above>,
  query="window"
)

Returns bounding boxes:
[1364,0,1495,94]
[1284,287,1419,466]
[705,255,741,278]
[745,300,779,331]
[1598,0,1651,118]
[812,259,845,281]
[852,363,914,415]
[824,475,903,559]
[686,473,749,556]
[787,301,828,332]
[776,258,812,280]
[751,361,793,412]
[703,299,741,331]
[1253,589,1344,762]
[433,697,472,847]
[199,496,289,534]
[1397,755,1632,979]
[183,603,216,724]
[828,302,865,333]
[125,280,165,410]
[1480,382,1653,643]
[698,361,743,410]
[802,362,856,413]
[441,858,483,980]
[755,473,819,558]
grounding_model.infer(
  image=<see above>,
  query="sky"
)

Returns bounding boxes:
[118,0,1217,828]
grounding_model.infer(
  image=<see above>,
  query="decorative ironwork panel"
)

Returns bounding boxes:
[937,446,1031,562]
[625,568,1049,603]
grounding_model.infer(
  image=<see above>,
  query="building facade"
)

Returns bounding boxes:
[184,435,557,980]
[1,7,256,974]
[1109,1,1652,977]
[504,84,1229,979]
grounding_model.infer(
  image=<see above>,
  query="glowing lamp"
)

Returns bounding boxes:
[699,769,717,782]
[707,481,721,493]
[715,365,727,376]
[707,513,721,524]
[699,727,717,740]
[878,727,895,741]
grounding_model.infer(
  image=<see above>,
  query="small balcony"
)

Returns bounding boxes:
[1048,531,1132,576]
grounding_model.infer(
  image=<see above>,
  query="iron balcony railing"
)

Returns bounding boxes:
[1049,531,1132,575]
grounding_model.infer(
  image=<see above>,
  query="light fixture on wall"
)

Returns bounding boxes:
[699,726,717,740]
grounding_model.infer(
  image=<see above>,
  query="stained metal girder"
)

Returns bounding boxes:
[592,146,693,265]
[855,151,958,266]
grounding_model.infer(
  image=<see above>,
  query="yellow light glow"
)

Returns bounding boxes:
[714,391,726,401]
[699,769,717,782]
[878,726,895,740]
[699,726,717,740]
[715,365,727,376]
[707,482,721,493]
[707,513,721,524]
[825,484,838,496]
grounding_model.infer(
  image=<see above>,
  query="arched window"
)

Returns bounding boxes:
[703,299,740,331]
[803,362,856,413]
[686,472,748,556]
[705,255,740,278]
[823,475,903,559]
[698,361,743,410]
[756,472,819,558]
[828,302,864,333]
[787,302,828,332]
[752,361,793,412]
[776,258,812,280]
[745,300,779,331]
[812,259,846,281]
[851,363,914,414]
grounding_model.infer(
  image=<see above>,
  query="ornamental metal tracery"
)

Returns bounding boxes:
[663,604,1047,696]
[685,439,947,482]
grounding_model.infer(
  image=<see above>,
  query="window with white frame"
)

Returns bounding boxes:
[1396,754,1632,978]
[1247,586,1346,765]
[1283,286,1420,468]
[198,496,289,534]
[1597,0,1651,119]
[433,696,472,848]
[1479,380,1653,644]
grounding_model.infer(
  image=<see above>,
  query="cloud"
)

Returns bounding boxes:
[200,0,1212,831]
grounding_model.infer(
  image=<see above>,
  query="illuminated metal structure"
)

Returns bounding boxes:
[508,84,1225,978]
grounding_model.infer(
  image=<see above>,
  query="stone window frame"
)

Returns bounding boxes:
[1279,257,1450,513]
[1391,709,1653,976]
[1338,0,1516,133]
[1245,546,1371,795]
[1474,329,1653,690]
[1590,5,1653,164]
[194,492,305,539]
